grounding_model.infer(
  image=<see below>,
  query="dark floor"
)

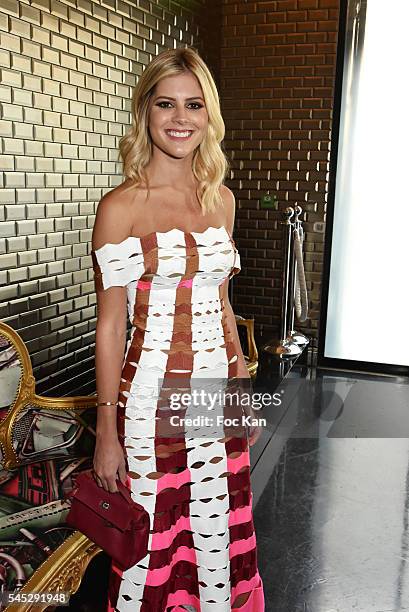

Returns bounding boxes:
[253,365,409,612]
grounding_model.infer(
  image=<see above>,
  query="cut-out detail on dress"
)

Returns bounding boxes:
[91,226,240,293]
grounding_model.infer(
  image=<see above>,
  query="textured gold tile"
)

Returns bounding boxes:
[31,0,50,11]
[67,9,83,28]
[8,268,29,283]
[18,4,41,25]
[69,39,85,57]
[49,32,67,52]
[22,74,40,94]
[50,0,68,20]
[0,49,11,68]
[11,54,31,72]
[2,103,23,121]
[77,57,92,74]
[0,155,15,171]
[21,38,41,59]
[84,15,99,33]
[60,52,77,70]
[71,130,87,145]
[51,65,69,83]
[1,68,22,87]
[100,79,115,95]
[3,138,24,154]
[60,21,76,40]
[0,221,16,238]
[83,44,98,62]
[70,71,86,87]
[92,33,107,51]
[16,189,36,204]
[32,60,52,79]
[0,120,13,137]
[0,284,19,301]
[4,172,25,187]
[107,38,121,55]
[34,126,51,143]
[0,84,12,102]
[1,0,19,18]
[42,79,60,97]
[1,0,209,393]
[17,158,36,173]
[15,122,34,139]
[32,26,50,46]
[35,157,53,172]
[26,173,45,188]
[7,236,27,252]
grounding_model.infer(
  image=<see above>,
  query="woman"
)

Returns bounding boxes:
[91,47,264,612]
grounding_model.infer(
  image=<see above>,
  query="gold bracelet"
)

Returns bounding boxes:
[97,401,118,407]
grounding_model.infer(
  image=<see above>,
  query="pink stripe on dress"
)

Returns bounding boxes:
[178,277,193,288]
[143,545,198,586]
[228,449,250,474]
[229,532,257,558]
[137,279,152,290]
[230,574,264,608]
[155,465,192,492]
[165,591,201,611]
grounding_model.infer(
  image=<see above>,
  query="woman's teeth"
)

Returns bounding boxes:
[166,130,193,139]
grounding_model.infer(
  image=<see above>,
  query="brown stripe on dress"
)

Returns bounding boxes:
[141,232,200,609]
[119,233,159,399]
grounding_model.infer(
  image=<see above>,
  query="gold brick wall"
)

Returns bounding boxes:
[0,0,212,396]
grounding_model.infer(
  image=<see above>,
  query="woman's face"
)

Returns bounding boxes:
[148,71,209,159]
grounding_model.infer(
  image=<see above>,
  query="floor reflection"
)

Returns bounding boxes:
[254,369,409,612]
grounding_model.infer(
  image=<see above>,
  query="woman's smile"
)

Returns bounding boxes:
[165,129,195,140]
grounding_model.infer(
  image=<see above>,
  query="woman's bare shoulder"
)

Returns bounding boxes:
[218,184,236,228]
[92,181,147,251]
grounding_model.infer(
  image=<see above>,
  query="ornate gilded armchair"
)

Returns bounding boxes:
[0,321,99,612]
[0,316,258,611]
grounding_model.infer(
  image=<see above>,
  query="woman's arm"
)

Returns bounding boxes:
[91,191,131,491]
[221,285,250,379]
[219,185,249,379]
[220,187,262,446]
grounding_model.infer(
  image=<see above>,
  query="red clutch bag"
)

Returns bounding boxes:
[64,471,150,571]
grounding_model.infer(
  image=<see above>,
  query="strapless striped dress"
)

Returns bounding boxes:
[91,225,264,612]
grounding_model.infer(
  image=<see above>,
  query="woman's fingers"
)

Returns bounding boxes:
[118,461,128,485]
[107,478,119,493]
[93,470,103,486]
[93,469,116,492]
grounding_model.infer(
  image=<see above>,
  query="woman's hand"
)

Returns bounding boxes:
[231,365,263,447]
[93,433,127,492]
[247,421,263,446]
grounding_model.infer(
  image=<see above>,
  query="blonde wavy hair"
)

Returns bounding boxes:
[119,46,230,216]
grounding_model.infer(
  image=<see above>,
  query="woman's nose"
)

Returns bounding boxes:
[173,105,189,121]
